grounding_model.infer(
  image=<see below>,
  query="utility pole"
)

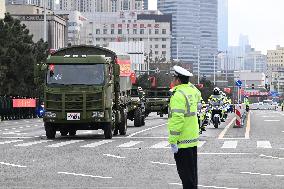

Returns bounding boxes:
[43,0,47,42]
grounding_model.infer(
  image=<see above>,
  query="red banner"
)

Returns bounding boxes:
[117,58,131,77]
[13,99,36,108]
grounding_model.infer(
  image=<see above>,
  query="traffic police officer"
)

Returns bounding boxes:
[168,66,201,189]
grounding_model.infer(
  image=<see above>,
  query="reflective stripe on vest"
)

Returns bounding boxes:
[170,130,181,135]
[177,90,196,117]
[177,138,199,145]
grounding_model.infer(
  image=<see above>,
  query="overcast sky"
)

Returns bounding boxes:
[149,0,284,53]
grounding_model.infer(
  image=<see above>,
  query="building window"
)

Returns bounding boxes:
[162,38,166,41]
[162,44,166,48]
[133,29,137,34]
[155,38,159,41]
[155,44,159,48]
[127,29,130,34]
[155,51,159,55]
[103,29,108,34]
[96,38,100,41]
[162,29,167,34]
[155,29,159,34]
[111,29,115,34]
[140,38,143,41]
[162,51,166,55]
[148,29,152,35]
[96,29,100,34]
[140,29,144,34]
[118,29,122,34]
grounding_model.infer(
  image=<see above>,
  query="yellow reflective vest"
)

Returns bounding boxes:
[168,83,202,148]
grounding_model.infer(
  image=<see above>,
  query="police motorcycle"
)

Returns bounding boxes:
[197,105,211,134]
[208,88,224,128]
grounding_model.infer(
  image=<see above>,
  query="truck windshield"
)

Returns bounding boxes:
[47,64,105,85]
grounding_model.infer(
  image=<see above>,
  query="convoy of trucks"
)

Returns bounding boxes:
[43,45,170,139]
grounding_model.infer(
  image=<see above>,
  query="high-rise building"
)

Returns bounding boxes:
[158,0,218,77]
[6,0,55,10]
[143,0,148,10]
[0,0,6,19]
[218,0,228,51]
[58,0,143,12]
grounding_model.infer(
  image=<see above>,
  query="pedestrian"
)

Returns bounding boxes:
[168,66,201,189]
[281,101,284,112]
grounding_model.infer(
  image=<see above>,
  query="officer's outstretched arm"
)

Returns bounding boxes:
[168,92,186,145]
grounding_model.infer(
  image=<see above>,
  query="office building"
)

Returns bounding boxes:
[58,0,143,12]
[158,0,218,77]
[143,0,148,10]
[6,4,67,49]
[80,11,172,71]
[218,0,228,51]
[6,0,55,10]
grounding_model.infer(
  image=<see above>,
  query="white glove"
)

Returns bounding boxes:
[171,144,178,154]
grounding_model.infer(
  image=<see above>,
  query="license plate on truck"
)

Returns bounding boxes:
[67,113,80,120]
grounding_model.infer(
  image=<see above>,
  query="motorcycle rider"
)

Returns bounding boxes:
[244,96,250,112]
[198,98,207,133]
[208,88,224,126]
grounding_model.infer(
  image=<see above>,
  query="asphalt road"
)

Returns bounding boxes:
[0,110,283,189]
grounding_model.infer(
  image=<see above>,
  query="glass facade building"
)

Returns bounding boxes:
[158,0,217,76]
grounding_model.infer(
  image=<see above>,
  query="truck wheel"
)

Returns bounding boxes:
[60,129,68,136]
[134,108,142,127]
[119,111,127,135]
[104,123,113,139]
[69,129,76,136]
[45,123,56,139]
[160,113,163,118]
[141,116,145,126]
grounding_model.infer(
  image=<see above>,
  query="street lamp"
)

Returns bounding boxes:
[171,36,185,61]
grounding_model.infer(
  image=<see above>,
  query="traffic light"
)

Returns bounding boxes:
[252,83,255,90]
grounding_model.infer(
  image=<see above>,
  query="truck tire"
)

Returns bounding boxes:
[60,129,68,136]
[141,116,145,126]
[119,111,127,135]
[134,108,142,127]
[104,123,113,139]
[45,123,56,139]
[69,129,76,136]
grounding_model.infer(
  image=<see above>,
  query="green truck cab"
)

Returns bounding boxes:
[43,45,133,139]
[145,87,170,117]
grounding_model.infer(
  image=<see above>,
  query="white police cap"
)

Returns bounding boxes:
[173,66,193,77]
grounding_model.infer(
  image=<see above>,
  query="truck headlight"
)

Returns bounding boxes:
[45,112,56,118]
[92,111,104,118]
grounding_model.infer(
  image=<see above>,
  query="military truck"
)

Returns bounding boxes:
[145,87,170,117]
[127,86,146,127]
[43,45,137,139]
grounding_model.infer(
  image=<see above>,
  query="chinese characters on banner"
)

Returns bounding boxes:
[13,99,36,108]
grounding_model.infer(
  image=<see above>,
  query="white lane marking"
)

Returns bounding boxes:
[0,162,27,168]
[259,154,284,160]
[241,172,284,177]
[46,140,84,148]
[116,136,168,139]
[58,172,112,179]
[218,117,236,139]
[264,120,280,122]
[12,128,16,130]
[19,127,23,129]
[117,141,142,148]
[245,112,251,139]
[0,137,33,139]
[257,141,272,148]
[41,135,46,137]
[169,183,239,189]
[4,129,9,131]
[2,132,27,135]
[127,123,166,137]
[14,140,50,147]
[0,140,23,145]
[198,141,206,148]
[103,154,125,159]
[151,161,175,166]
[80,140,113,148]
[221,141,238,149]
[199,153,251,155]
[82,131,93,134]
[149,141,170,149]
[282,131,284,133]
[26,126,31,128]
[14,131,21,133]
